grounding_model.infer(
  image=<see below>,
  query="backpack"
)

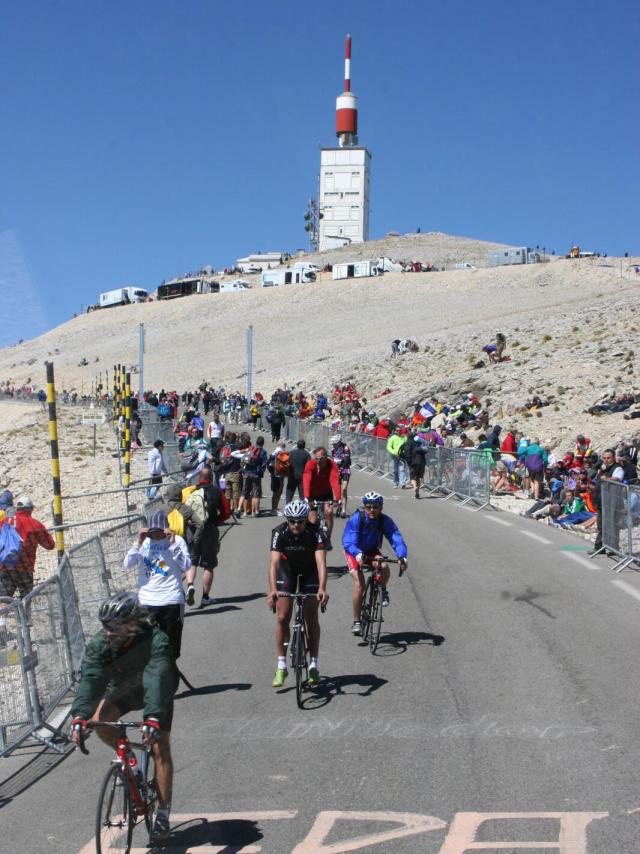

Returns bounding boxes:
[180,449,201,472]
[185,488,207,528]
[399,440,412,463]
[0,520,23,568]
[166,508,185,538]
[356,509,384,549]
[219,445,233,469]
[157,403,171,418]
[274,451,291,477]
[525,453,544,473]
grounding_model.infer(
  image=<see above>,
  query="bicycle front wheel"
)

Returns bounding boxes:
[96,765,133,854]
[369,583,383,654]
[360,577,373,642]
[142,750,159,834]
[293,626,309,709]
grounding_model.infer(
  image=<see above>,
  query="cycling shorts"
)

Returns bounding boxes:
[276,561,319,595]
[344,549,383,576]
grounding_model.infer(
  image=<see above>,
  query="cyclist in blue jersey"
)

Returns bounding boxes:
[342,491,408,635]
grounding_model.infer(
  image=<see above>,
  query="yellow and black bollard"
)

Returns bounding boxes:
[45,362,65,562]
[124,371,132,489]
[112,364,118,429]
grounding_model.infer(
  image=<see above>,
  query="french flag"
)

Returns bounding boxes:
[419,401,436,419]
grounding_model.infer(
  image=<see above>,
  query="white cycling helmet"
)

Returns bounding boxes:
[362,491,383,506]
[330,434,343,445]
[283,500,310,519]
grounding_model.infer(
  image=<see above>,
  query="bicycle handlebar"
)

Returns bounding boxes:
[270,592,327,613]
[74,720,143,755]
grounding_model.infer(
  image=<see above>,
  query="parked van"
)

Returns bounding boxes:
[261,267,316,287]
[98,287,148,308]
[220,280,251,293]
[332,261,381,281]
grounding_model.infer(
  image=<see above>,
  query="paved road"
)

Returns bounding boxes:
[2,465,640,852]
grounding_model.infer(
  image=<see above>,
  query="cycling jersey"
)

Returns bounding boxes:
[331,443,352,478]
[271,521,326,594]
[302,458,341,501]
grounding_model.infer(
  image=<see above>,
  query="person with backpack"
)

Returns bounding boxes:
[123,510,191,658]
[330,434,352,517]
[268,441,290,515]
[286,439,311,503]
[401,431,428,499]
[237,436,268,518]
[269,406,285,442]
[342,492,408,635]
[183,467,230,607]
[519,437,548,500]
[0,496,55,599]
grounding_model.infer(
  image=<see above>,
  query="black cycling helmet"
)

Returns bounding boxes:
[98,591,149,628]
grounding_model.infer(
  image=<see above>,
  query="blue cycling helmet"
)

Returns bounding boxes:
[362,491,383,506]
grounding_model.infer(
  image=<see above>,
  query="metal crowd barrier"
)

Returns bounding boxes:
[0,516,143,758]
[597,481,640,572]
[283,417,491,510]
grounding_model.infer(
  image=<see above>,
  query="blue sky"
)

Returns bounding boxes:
[1,0,638,345]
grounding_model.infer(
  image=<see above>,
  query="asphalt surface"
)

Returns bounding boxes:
[2,464,640,853]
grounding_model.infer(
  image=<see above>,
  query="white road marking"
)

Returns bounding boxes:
[519,530,552,545]
[611,579,640,603]
[562,553,600,571]
[486,516,512,527]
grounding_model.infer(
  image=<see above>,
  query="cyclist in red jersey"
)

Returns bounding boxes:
[302,447,341,547]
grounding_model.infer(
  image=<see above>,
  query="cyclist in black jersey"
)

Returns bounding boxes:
[267,500,329,688]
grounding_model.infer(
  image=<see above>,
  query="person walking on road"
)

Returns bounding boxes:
[123,511,191,658]
[286,439,311,503]
[184,467,230,607]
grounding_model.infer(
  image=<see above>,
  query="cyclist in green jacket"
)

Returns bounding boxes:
[70,592,178,843]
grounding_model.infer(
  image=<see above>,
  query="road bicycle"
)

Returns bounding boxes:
[359,556,402,654]
[273,592,325,709]
[77,721,159,853]
[308,499,335,542]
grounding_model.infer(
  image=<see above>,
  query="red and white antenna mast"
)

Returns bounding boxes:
[336,34,358,147]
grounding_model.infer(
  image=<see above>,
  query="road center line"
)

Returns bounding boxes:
[486,516,512,527]
[562,552,600,571]
[611,579,640,603]
[520,530,552,545]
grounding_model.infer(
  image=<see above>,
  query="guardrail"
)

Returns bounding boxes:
[284,417,491,510]
[0,515,144,758]
[595,480,640,572]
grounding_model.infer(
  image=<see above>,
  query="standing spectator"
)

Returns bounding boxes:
[237,436,268,518]
[589,449,625,556]
[286,439,311,503]
[148,440,168,499]
[206,413,225,443]
[386,426,407,489]
[520,437,548,501]
[269,406,285,442]
[0,496,55,598]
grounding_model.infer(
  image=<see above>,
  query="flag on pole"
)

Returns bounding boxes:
[419,401,436,420]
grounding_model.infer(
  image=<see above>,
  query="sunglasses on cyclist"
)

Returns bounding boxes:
[363,503,382,510]
[287,518,306,526]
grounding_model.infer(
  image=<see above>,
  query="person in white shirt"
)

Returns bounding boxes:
[148,440,169,499]
[206,413,225,442]
[123,511,191,658]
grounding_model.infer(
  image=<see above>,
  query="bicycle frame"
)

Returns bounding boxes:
[113,733,148,816]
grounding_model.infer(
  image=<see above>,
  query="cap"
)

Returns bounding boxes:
[147,510,168,532]
[16,495,34,510]
[164,483,183,502]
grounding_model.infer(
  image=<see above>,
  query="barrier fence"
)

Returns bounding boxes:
[0,516,143,758]
[284,417,492,510]
[597,481,640,572]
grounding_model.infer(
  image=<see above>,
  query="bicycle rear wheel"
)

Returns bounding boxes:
[96,765,133,854]
[293,625,309,709]
[360,577,373,642]
[369,583,383,654]
[142,750,159,834]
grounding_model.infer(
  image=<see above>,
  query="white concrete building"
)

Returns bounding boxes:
[318,147,371,251]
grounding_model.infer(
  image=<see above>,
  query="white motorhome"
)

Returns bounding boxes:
[331,260,381,281]
[98,287,148,308]
[220,280,251,293]
[261,267,316,287]
[236,253,285,272]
